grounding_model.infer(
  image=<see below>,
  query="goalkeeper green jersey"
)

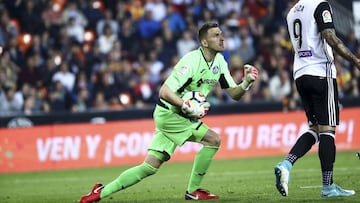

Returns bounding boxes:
[161,47,236,112]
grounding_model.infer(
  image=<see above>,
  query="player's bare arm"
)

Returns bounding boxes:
[226,64,258,100]
[321,28,360,69]
[159,84,183,107]
[226,86,247,101]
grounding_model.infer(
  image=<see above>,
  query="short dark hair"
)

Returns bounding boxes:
[198,22,219,41]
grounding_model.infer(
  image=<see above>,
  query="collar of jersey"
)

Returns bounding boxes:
[200,47,215,69]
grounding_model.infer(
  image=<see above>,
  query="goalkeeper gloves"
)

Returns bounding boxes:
[240,64,258,91]
[181,100,210,119]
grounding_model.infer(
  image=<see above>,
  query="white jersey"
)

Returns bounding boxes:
[287,0,336,79]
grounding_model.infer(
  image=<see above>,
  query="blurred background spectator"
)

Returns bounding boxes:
[0,0,359,117]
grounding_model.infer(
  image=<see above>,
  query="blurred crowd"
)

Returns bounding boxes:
[0,0,359,117]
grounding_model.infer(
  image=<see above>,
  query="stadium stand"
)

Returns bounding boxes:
[0,0,359,118]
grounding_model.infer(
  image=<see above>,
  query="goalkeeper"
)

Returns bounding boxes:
[80,22,258,202]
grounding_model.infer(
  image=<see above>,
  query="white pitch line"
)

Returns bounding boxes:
[300,185,322,189]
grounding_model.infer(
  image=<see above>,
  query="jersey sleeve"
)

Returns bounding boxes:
[314,1,335,32]
[218,57,237,89]
[164,55,195,94]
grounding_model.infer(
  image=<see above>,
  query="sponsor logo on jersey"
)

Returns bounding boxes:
[298,50,312,57]
[294,4,304,12]
[178,65,188,76]
[212,65,219,74]
[197,78,217,86]
[203,79,217,85]
[322,10,332,23]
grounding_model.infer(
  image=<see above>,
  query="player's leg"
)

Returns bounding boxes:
[279,128,319,169]
[185,123,220,200]
[100,153,164,198]
[97,125,177,202]
[318,126,354,197]
[81,106,221,202]
[79,152,164,203]
[274,127,318,197]
[316,78,355,197]
[151,105,220,200]
[152,107,220,199]
[275,75,317,196]
[80,106,177,203]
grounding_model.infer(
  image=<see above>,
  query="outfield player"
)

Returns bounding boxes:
[274,0,360,198]
[80,22,258,202]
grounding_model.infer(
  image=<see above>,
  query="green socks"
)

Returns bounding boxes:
[99,146,218,199]
[100,162,158,199]
[187,146,219,193]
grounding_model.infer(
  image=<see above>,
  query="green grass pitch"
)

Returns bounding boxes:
[0,151,359,203]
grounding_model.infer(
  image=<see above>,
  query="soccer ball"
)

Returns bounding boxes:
[182,91,207,103]
[181,91,209,119]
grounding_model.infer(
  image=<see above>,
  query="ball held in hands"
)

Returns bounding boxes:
[181,91,210,119]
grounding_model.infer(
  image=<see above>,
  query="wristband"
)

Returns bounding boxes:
[240,80,252,91]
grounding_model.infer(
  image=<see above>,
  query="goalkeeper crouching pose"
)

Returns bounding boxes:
[79,22,258,203]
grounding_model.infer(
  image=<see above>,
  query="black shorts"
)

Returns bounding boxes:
[295,75,339,127]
